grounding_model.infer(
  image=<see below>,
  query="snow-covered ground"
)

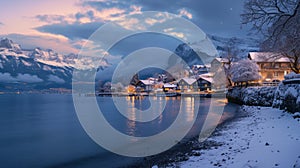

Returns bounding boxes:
[179,106,300,168]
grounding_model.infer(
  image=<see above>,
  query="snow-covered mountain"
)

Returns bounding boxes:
[0,38,109,92]
[0,37,115,92]
[208,35,259,58]
[0,38,22,51]
[173,35,259,66]
[0,35,258,91]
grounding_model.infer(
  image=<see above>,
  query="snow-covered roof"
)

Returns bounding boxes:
[139,80,155,85]
[204,64,211,68]
[199,73,214,83]
[214,58,230,63]
[248,52,290,63]
[163,83,177,88]
[199,72,214,78]
[193,64,209,69]
[148,77,157,81]
[179,77,197,85]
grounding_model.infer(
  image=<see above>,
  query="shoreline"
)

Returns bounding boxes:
[129,104,243,168]
[179,106,300,168]
[130,105,300,168]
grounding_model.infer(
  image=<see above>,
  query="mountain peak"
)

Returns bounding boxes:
[0,38,21,51]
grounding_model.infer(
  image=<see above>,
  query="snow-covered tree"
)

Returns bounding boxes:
[230,59,261,84]
[241,0,300,73]
[102,82,112,92]
[112,82,124,92]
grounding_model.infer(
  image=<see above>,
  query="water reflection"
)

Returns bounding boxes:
[0,94,237,168]
[185,97,196,122]
[126,96,136,136]
[99,95,233,138]
[123,96,202,136]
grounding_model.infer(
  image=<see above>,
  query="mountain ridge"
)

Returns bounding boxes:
[0,35,259,92]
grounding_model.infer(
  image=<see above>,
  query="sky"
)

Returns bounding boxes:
[0,0,251,54]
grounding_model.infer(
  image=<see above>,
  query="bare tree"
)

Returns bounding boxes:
[220,38,240,86]
[241,0,300,73]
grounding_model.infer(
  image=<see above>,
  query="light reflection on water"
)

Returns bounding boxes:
[107,96,207,137]
[182,97,196,122]
[0,94,238,168]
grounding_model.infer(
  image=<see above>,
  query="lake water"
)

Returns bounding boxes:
[0,94,238,167]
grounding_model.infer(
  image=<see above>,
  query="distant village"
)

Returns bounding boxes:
[98,51,292,97]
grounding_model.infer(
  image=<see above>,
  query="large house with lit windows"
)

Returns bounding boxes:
[136,79,156,92]
[177,77,198,92]
[248,52,291,83]
[177,75,213,92]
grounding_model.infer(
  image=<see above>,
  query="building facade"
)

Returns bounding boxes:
[248,52,291,83]
[177,78,198,92]
[136,80,155,92]
[177,76,213,92]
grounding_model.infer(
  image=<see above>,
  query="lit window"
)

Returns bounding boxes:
[284,71,289,75]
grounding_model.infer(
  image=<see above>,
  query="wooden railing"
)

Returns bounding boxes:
[262,82,280,86]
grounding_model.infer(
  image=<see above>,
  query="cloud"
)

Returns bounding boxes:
[82,0,130,11]
[0,73,43,83]
[33,0,250,48]
[17,74,43,83]
[34,3,141,40]
[163,29,186,40]
[36,14,71,24]
[35,22,103,40]
[2,33,79,54]
[154,1,247,36]
[132,0,178,11]
[35,1,139,25]
[48,75,65,83]
[36,11,97,25]
[0,22,3,26]
[92,7,126,21]
[81,2,142,22]
[137,0,249,37]
[75,10,95,23]
[178,8,193,19]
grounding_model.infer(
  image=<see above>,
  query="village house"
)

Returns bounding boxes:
[177,77,198,92]
[162,83,177,92]
[248,52,291,83]
[136,79,155,92]
[177,75,213,92]
[191,64,210,75]
[198,73,214,91]
[210,57,230,72]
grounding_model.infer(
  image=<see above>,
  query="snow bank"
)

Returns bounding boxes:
[180,106,300,168]
[227,86,276,106]
[227,71,300,113]
[284,72,300,80]
[273,75,300,113]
